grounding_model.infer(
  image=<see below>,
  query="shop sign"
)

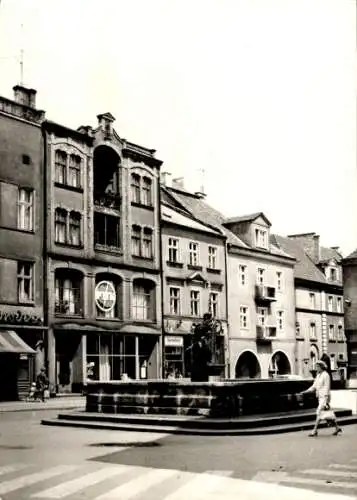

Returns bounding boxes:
[0,309,43,326]
[164,336,183,347]
[95,281,116,312]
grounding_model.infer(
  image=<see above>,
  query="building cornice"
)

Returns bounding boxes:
[43,120,94,146]
[227,244,295,265]
[294,277,343,293]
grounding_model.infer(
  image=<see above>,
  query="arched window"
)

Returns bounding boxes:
[68,155,81,188]
[132,279,156,321]
[55,208,67,243]
[131,174,141,204]
[95,274,122,319]
[142,177,152,206]
[55,269,83,315]
[55,150,67,184]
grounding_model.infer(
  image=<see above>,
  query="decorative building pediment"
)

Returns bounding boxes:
[186,272,207,285]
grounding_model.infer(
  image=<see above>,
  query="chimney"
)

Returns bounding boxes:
[313,234,320,262]
[13,85,37,108]
[172,177,185,190]
[97,112,115,137]
[160,171,172,186]
[77,125,93,137]
[287,232,320,263]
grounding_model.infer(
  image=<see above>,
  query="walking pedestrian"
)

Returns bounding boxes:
[300,359,342,437]
[35,367,49,402]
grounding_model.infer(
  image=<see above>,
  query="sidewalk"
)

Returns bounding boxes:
[0,395,85,413]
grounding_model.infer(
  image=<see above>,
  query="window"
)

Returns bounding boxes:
[277,310,284,331]
[329,267,338,281]
[142,228,153,258]
[142,177,152,206]
[55,150,67,184]
[55,208,67,243]
[17,188,33,231]
[190,290,200,316]
[168,238,179,263]
[209,292,218,317]
[328,296,333,312]
[94,213,120,248]
[309,293,316,309]
[131,225,141,256]
[239,265,247,286]
[169,287,180,315]
[330,354,336,370]
[329,325,335,340]
[255,228,267,248]
[208,246,217,269]
[131,174,141,204]
[337,297,342,313]
[132,283,152,320]
[69,212,81,246]
[338,324,344,340]
[68,155,81,188]
[131,226,153,258]
[189,242,199,266]
[22,154,31,165]
[257,268,265,286]
[276,271,283,291]
[240,306,249,329]
[17,262,33,303]
[309,322,316,339]
[257,307,267,326]
[55,274,82,315]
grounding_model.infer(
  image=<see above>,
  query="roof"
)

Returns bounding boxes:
[162,187,249,248]
[344,248,357,260]
[161,204,222,236]
[272,235,328,283]
[225,212,271,226]
[319,246,343,264]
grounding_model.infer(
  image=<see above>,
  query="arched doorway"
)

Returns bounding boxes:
[235,351,261,379]
[269,351,291,377]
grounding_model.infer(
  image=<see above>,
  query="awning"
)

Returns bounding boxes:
[0,330,36,354]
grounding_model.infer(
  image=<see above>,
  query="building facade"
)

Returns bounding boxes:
[161,189,228,378]
[275,234,347,380]
[342,249,357,386]
[0,85,46,400]
[44,112,162,392]
[224,214,296,379]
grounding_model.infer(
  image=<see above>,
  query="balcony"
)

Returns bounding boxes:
[256,325,277,342]
[55,299,82,316]
[255,285,277,303]
[94,191,121,210]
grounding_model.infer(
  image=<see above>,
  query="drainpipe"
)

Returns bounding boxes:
[158,178,165,379]
[41,126,50,389]
[224,240,231,379]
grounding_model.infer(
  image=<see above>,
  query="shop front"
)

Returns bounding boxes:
[163,334,192,379]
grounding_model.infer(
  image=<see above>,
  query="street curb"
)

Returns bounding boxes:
[0,404,85,413]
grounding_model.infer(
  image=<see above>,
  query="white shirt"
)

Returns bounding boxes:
[311,371,330,399]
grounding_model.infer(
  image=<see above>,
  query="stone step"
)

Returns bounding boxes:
[79,407,352,428]
[41,413,357,435]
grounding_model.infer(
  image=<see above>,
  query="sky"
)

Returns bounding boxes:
[0,0,356,255]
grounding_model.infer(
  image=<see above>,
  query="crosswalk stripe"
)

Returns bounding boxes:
[32,466,124,498]
[329,464,357,471]
[96,467,180,500]
[301,469,357,479]
[278,474,357,492]
[0,465,78,495]
[162,471,233,500]
[0,464,27,476]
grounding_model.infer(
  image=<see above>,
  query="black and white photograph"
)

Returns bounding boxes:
[0,0,356,498]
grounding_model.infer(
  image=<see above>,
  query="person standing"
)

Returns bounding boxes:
[301,359,342,437]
